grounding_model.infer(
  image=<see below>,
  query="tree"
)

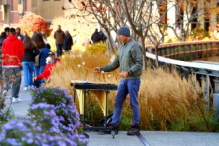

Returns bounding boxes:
[20,13,51,36]
[168,0,219,41]
[64,0,158,67]
[64,0,219,67]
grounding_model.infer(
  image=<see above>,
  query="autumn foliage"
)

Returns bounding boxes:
[19,13,52,36]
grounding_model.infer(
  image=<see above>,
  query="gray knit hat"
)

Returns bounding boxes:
[117,26,130,37]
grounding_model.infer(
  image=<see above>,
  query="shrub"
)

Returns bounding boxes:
[85,42,107,54]
[0,108,14,132]
[19,13,52,37]
[0,110,10,131]
[30,87,81,135]
[0,103,88,145]
[47,53,219,132]
[188,24,209,41]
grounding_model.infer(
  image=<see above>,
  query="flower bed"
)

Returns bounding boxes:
[0,87,88,145]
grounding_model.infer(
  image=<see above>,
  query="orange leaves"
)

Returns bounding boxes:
[20,13,52,36]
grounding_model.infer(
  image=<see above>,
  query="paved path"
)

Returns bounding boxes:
[4,76,219,146]
[5,75,32,116]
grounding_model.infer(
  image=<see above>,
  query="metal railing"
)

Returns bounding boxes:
[145,40,219,61]
[146,52,219,117]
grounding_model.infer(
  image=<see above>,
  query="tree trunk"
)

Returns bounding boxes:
[140,36,147,69]
[155,47,159,67]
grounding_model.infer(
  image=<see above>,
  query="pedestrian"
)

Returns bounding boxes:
[54,25,65,57]
[33,51,60,88]
[41,31,48,44]
[16,27,25,41]
[93,26,143,135]
[32,31,37,38]
[39,43,51,74]
[91,28,101,44]
[22,36,39,90]
[63,29,73,54]
[99,30,107,43]
[2,28,25,103]
[23,31,28,37]
[0,32,7,90]
[4,27,10,37]
[31,33,46,76]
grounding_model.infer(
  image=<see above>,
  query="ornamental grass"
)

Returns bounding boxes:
[47,51,219,132]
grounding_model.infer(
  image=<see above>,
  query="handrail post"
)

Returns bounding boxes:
[200,43,203,58]
[210,42,213,57]
[206,74,210,110]
[159,48,162,56]
[168,47,171,58]
[217,42,219,56]
[176,46,179,60]
[172,46,175,59]
[194,44,197,59]
[205,43,208,57]
[165,47,167,57]
[188,45,191,60]
[182,45,185,61]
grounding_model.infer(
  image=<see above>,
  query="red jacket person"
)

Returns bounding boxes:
[2,28,25,103]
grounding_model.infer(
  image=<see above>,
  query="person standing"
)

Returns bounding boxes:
[2,28,24,103]
[22,36,39,90]
[99,30,107,43]
[16,27,25,41]
[63,29,73,54]
[41,31,48,44]
[31,33,45,76]
[93,26,143,135]
[4,27,10,37]
[54,25,65,57]
[0,32,7,90]
[91,28,101,44]
[23,31,28,37]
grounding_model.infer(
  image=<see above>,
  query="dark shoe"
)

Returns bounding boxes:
[127,124,140,136]
[108,123,119,134]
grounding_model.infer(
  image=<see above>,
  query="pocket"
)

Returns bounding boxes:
[130,79,141,90]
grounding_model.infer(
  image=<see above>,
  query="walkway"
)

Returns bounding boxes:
[4,77,219,146]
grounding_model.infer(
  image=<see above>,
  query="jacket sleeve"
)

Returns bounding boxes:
[100,55,119,72]
[37,64,50,80]
[33,48,39,56]
[128,44,143,75]
[63,32,65,39]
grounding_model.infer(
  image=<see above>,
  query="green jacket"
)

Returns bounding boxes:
[101,39,143,80]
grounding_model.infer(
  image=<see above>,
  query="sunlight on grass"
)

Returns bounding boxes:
[47,52,219,132]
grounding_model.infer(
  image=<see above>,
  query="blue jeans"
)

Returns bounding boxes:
[3,67,21,98]
[56,44,63,57]
[112,79,141,125]
[34,66,39,76]
[22,62,34,86]
[39,66,46,74]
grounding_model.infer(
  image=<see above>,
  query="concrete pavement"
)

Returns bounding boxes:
[4,76,219,146]
[87,131,219,146]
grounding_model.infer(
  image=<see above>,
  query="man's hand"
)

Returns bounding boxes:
[120,71,129,78]
[93,67,101,73]
[33,77,37,82]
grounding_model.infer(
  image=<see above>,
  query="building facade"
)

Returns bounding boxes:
[0,0,66,26]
